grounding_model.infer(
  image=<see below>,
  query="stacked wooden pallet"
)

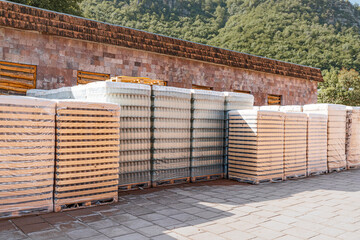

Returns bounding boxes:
[86,81,152,190]
[223,92,254,177]
[346,107,360,169]
[190,90,225,182]
[307,113,328,175]
[228,110,285,184]
[55,100,120,211]
[152,86,191,186]
[303,104,347,172]
[283,112,307,179]
[0,96,55,218]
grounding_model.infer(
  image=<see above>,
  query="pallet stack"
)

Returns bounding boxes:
[346,107,360,169]
[190,90,225,182]
[307,113,328,175]
[228,110,285,184]
[303,104,347,172]
[283,112,307,179]
[223,92,254,177]
[54,100,120,211]
[86,81,152,190]
[152,86,192,186]
[0,96,55,218]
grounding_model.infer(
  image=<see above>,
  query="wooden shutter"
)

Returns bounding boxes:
[192,84,213,90]
[234,90,251,94]
[110,76,167,86]
[77,71,110,85]
[0,61,36,95]
[268,94,282,105]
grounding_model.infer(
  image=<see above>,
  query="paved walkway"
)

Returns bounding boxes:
[1,169,360,240]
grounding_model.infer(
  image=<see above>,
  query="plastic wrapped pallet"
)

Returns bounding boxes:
[152,85,191,186]
[86,81,152,190]
[190,89,225,182]
[55,100,120,211]
[223,92,255,178]
[280,105,303,112]
[303,104,347,171]
[346,107,360,169]
[0,96,55,218]
[228,110,285,184]
[307,113,328,175]
[26,89,49,97]
[283,112,307,179]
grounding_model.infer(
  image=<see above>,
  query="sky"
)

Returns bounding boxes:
[350,0,360,5]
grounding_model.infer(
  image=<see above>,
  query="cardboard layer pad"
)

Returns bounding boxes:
[228,110,285,184]
[283,112,307,178]
[307,113,328,174]
[346,107,360,169]
[0,96,55,218]
[303,104,347,171]
[191,90,225,178]
[55,101,120,211]
[86,81,152,187]
[152,86,191,182]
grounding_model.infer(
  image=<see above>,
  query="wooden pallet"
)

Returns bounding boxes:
[152,177,190,187]
[307,170,327,176]
[0,96,56,219]
[348,165,360,170]
[191,174,224,183]
[284,174,307,180]
[328,167,346,173]
[55,197,117,212]
[118,181,151,191]
[230,176,284,185]
[54,101,120,212]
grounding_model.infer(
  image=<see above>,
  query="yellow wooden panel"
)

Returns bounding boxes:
[267,94,282,105]
[77,71,110,85]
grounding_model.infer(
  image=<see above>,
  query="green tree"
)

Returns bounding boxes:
[9,0,83,16]
[318,68,360,106]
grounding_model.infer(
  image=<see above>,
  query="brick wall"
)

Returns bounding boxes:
[0,27,318,106]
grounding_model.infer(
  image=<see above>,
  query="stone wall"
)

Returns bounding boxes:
[0,27,318,106]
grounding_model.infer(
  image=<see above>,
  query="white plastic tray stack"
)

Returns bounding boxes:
[260,105,281,111]
[346,107,360,169]
[190,89,225,181]
[280,105,303,112]
[152,86,191,185]
[86,81,152,189]
[307,113,328,175]
[228,110,285,184]
[283,112,307,179]
[303,104,347,171]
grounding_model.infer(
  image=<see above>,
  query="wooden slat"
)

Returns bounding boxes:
[56,180,118,192]
[55,186,117,198]
[77,71,110,85]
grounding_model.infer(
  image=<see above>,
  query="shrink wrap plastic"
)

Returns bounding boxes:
[307,113,328,174]
[228,110,285,183]
[0,96,55,218]
[86,82,152,187]
[190,89,225,178]
[346,107,360,169]
[303,104,347,171]
[283,112,307,178]
[152,86,191,181]
[280,105,303,112]
[260,105,281,111]
[54,100,120,211]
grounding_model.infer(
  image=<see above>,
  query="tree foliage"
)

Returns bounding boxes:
[9,0,83,16]
[318,68,360,106]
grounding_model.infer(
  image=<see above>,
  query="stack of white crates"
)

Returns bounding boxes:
[86,81,152,190]
[152,86,192,186]
[228,110,285,184]
[190,90,225,182]
[303,104,347,172]
[307,113,328,175]
[223,92,254,177]
[346,107,360,169]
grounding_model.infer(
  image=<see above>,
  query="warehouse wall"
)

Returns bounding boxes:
[0,27,318,106]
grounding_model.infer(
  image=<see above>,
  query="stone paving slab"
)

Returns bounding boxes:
[0,169,359,240]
